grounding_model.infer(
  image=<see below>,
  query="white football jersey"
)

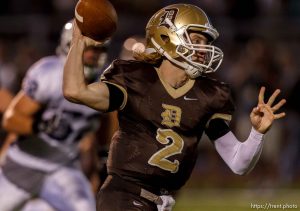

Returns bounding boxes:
[9,56,101,169]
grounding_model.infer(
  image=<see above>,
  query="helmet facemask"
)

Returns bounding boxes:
[175,23,223,75]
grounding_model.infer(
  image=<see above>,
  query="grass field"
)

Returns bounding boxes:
[174,188,300,211]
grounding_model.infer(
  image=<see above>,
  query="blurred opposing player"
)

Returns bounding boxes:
[0,87,16,164]
[64,4,286,211]
[0,20,109,211]
[0,88,13,118]
[0,47,19,163]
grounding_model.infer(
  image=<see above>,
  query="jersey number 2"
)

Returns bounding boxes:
[148,128,184,173]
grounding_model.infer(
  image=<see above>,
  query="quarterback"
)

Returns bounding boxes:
[64,4,286,211]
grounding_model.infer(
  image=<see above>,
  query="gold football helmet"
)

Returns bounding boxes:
[146,4,223,78]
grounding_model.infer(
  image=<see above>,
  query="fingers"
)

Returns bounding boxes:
[71,20,104,47]
[72,19,79,31]
[253,103,286,119]
[83,37,99,46]
[71,20,84,45]
[272,99,286,112]
[258,104,273,117]
[251,106,262,116]
[71,21,103,47]
[274,112,286,119]
[258,86,265,104]
[267,89,281,106]
[72,20,81,35]
[83,37,104,48]
[258,87,286,110]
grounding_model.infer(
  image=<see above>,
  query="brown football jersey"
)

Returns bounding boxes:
[101,59,234,191]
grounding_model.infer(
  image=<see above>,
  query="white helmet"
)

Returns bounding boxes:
[56,20,73,56]
[56,20,110,83]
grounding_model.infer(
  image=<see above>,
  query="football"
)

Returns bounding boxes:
[75,0,118,41]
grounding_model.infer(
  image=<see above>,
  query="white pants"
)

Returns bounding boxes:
[0,167,96,211]
[21,199,55,211]
[0,169,30,210]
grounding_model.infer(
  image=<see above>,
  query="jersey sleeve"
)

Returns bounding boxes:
[209,84,235,122]
[22,60,51,104]
[100,60,128,110]
[205,84,235,140]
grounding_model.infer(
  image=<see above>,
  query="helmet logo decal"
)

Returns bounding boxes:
[159,8,178,28]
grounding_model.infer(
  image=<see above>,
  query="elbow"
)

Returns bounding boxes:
[63,88,80,103]
[232,168,248,176]
[232,163,256,176]
[229,160,252,176]
[229,154,260,176]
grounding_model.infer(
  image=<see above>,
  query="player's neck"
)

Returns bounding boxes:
[158,60,189,89]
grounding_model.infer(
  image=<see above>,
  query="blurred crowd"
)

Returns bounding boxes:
[1,0,300,189]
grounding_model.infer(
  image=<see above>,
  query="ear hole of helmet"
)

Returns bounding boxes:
[160,35,170,44]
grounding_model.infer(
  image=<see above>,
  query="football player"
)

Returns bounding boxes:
[63,4,286,211]
[0,87,16,164]
[0,60,18,164]
[0,20,109,211]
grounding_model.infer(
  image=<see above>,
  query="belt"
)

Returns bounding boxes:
[108,174,164,205]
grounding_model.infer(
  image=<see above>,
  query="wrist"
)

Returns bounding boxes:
[250,127,264,142]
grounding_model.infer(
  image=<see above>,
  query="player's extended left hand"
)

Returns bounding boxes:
[250,87,286,134]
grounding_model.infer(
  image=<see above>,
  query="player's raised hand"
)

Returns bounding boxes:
[71,20,104,48]
[250,87,286,134]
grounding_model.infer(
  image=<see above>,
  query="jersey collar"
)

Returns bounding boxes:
[155,68,195,99]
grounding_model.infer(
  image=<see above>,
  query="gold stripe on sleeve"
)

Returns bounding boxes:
[205,113,232,128]
[103,81,128,110]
